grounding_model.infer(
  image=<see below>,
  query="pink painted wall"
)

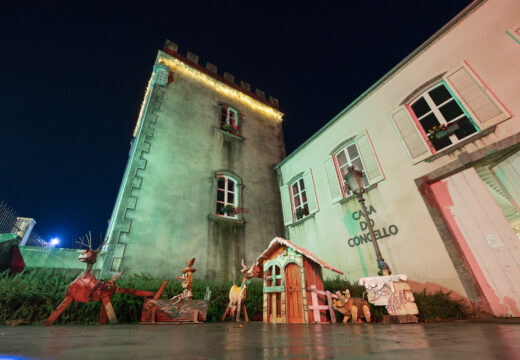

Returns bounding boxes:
[431,168,520,316]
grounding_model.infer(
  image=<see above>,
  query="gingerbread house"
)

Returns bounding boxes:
[256,237,343,323]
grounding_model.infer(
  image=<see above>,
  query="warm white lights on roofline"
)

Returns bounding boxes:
[157,55,284,121]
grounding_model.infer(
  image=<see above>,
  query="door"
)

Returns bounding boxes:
[431,167,520,316]
[285,263,305,323]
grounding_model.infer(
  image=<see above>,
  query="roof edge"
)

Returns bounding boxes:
[275,0,485,170]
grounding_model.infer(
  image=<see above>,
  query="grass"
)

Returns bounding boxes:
[0,270,469,324]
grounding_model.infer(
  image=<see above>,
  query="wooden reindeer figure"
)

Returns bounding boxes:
[332,289,371,324]
[220,259,259,322]
[44,233,160,326]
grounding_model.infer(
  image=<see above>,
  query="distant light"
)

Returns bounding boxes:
[50,238,60,246]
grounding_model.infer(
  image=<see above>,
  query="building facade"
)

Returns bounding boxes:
[99,42,286,280]
[275,0,520,316]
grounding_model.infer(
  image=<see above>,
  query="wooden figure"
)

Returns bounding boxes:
[44,233,164,325]
[332,289,371,324]
[171,257,196,303]
[220,259,259,322]
[254,237,343,324]
[140,257,211,324]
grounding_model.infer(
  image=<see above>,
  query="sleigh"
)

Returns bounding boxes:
[140,286,211,324]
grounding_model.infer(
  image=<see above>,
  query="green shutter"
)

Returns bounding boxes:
[444,64,509,128]
[355,130,385,185]
[303,170,319,215]
[280,185,294,225]
[324,156,344,202]
[390,107,431,163]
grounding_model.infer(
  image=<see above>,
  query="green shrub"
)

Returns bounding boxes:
[0,270,469,324]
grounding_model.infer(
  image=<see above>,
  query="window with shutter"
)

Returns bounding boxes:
[281,170,319,225]
[324,131,384,201]
[391,62,510,161]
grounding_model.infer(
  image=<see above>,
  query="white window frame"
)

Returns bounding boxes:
[409,82,478,152]
[216,175,238,219]
[220,104,240,135]
[334,141,369,196]
[290,177,309,221]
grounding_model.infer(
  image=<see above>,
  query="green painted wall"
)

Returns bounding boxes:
[100,52,285,280]
[20,246,84,271]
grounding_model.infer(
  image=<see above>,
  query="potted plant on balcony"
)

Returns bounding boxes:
[428,121,460,140]
[224,204,236,217]
[295,208,307,219]
[221,123,234,133]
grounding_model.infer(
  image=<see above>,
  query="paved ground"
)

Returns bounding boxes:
[0,322,519,360]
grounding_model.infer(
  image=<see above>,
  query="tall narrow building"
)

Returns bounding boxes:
[99,41,286,279]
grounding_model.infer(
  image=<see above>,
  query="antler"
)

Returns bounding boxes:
[76,231,93,250]
[240,259,248,273]
[95,236,107,253]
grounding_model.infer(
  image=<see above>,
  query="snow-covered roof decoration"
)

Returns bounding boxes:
[358,275,408,293]
[256,237,343,275]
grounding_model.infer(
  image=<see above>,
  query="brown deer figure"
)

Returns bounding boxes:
[220,259,259,322]
[44,233,161,325]
[332,289,371,324]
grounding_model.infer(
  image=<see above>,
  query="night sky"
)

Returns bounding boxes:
[0,1,472,248]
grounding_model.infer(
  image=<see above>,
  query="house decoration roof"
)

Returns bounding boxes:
[256,237,343,275]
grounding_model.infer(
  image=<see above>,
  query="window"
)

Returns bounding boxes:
[216,175,238,218]
[409,83,477,151]
[391,63,510,163]
[323,130,384,203]
[291,178,309,220]
[280,170,319,225]
[220,104,240,136]
[334,142,369,195]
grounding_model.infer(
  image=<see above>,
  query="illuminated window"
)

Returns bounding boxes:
[334,142,369,195]
[291,177,309,220]
[216,175,238,218]
[220,104,240,136]
[409,83,477,151]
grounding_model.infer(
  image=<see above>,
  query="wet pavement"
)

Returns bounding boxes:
[0,322,519,359]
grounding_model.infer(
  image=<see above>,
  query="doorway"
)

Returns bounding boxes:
[285,263,305,323]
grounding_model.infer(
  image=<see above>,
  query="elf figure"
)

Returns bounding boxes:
[171,258,196,303]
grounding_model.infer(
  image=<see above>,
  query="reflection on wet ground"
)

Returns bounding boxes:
[0,322,519,359]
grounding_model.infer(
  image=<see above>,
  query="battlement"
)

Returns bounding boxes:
[162,40,280,110]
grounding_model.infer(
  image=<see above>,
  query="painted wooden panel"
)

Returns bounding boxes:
[285,263,305,323]
[431,167,520,316]
[304,259,327,323]
[492,151,520,217]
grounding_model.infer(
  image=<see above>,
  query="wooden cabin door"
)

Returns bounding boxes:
[285,263,304,323]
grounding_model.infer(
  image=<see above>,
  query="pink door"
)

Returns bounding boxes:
[431,167,520,316]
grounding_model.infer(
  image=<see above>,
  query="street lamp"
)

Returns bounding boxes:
[344,166,391,276]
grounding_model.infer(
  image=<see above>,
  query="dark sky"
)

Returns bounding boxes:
[0,1,472,248]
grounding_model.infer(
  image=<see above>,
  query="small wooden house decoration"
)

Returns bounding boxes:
[255,237,343,323]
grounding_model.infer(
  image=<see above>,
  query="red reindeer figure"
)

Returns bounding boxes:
[44,233,166,325]
[220,259,259,322]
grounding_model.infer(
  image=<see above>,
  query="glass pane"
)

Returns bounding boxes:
[428,85,452,106]
[362,173,369,187]
[294,196,301,207]
[419,113,441,133]
[411,97,431,118]
[228,193,234,204]
[347,144,358,160]
[336,151,347,166]
[340,165,348,177]
[228,180,235,192]
[292,184,299,195]
[303,204,309,216]
[352,158,365,172]
[431,134,453,151]
[439,100,464,122]
[217,190,224,202]
[216,203,225,215]
[217,178,225,189]
[299,179,305,190]
[453,117,477,140]
[301,191,307,203]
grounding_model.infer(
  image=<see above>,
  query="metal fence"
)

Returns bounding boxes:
[0,197,47,246]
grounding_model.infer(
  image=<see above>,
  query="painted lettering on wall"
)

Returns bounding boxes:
[346,206,399,248]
